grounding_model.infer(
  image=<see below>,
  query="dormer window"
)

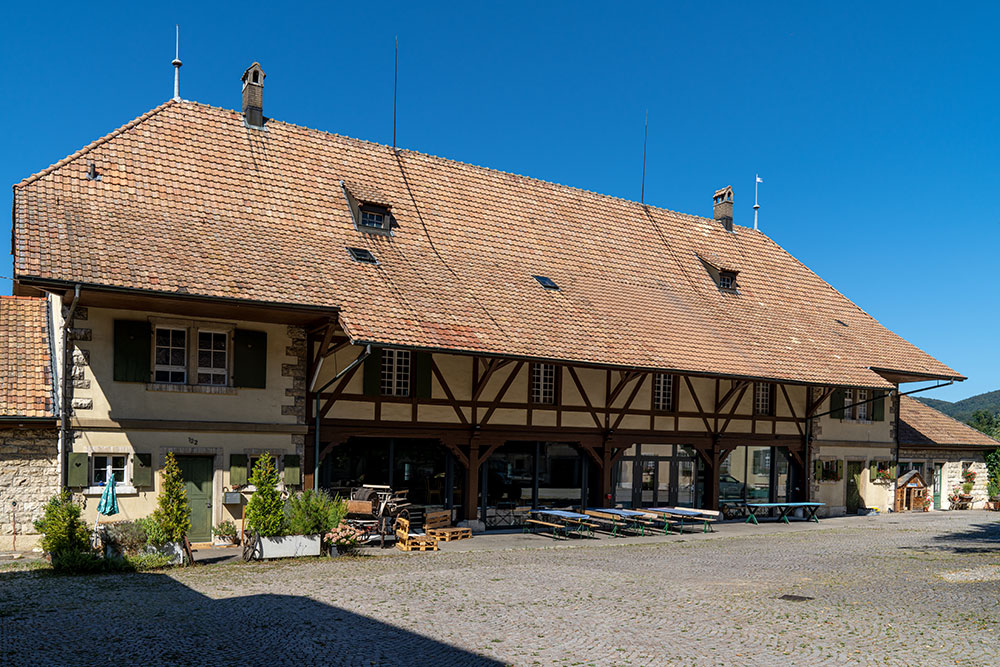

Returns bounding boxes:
[697,252,739,292]
[360,208,388,230]
[719,272,736,291]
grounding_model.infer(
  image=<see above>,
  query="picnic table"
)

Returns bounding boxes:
[525,509,597,538]
[585,508,652,536]
[744,502,825,525]
[645,507,718,534]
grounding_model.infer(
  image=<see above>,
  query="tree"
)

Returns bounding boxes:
[245,453,286,537]
[153,452,191,542]
[968,410,1000,440]
[34,490,91,559]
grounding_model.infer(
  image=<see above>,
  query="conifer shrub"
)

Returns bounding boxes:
[285,489,346,536]
[153,452,191,542]
[33,490,92,568]
[245,453,287,537]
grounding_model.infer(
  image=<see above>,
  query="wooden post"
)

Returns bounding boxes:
[706,442,721,510]
[303,436,315,491]
[463,442,480,522]
[599,438,613,508]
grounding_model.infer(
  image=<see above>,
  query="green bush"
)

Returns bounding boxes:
[285,490,346,536]
[245,453,286,537]
[213,520,238,540]
[123,552,175,571]
[153,452,191,542]
[102,520,148,555]
[33,490,91,566]
[986,448,1000,490]
[49,549,107,574]
[138,516,169,547]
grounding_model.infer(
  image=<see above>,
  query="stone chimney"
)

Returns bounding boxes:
[241,62,266,127]
[713,186,734,232]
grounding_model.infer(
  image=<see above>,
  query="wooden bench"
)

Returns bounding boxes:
[583,510,634,537]
[523,518,569,539]
[670,507,719,533]
[423,510,473,542]
[395,517,438,552]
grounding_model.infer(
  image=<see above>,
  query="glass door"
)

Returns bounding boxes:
[933,462,943,510]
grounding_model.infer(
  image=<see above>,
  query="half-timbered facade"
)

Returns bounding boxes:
[9,63,967,530]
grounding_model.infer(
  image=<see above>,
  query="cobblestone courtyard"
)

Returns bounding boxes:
[1,512,998,666]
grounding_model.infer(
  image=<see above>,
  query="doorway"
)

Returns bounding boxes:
[933,462,943,510]
[176,455,214,543]
[846,461,864,514]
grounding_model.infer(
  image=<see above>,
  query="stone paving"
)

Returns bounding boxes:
[1,511,998,666]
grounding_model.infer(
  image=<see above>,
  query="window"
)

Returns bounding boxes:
[381,348,412,397]
[653,373,675,412]
[841,389,873,422]
[718,271,737,290]
[360,210,386,229]
[855,388,869,421]
[347,247,378,264]
[533,275,560,290]
[154,327,187,383]
[754,383,772,416]
[531,363,557,404]
[820,459,841,482]
[752,449,771,475]
[92,455,127,486]
[196,331,228,385]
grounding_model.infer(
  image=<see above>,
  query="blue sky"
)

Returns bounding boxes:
[2,2,996,402]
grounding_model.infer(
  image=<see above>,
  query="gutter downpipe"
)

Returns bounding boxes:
[805,380,954,503]
[59,285,81,488]
[313,344,371,491]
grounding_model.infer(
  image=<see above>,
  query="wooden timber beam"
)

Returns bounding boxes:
[479,362,524,426]
[683,375,715,435]
[577,441,603,467]
[567,366,604,430]
[717,380,750,414]
[719,383,751,434]
[611,373,648,432]
[317,361,364,418]
[431,360,469,425]
[807,387,835,417]
[780,384,804,436]
[607,371,640,406]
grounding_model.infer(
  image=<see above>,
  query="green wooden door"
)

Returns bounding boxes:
[176,456,213,542]
[933,462,943,510]
[846,461,864,514]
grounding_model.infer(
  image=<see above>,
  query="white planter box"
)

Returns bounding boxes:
[256,534,322,559]
[145,542,186,565]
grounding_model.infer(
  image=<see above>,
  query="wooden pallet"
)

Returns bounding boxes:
[395,540,438,552]
[425,527,472,542]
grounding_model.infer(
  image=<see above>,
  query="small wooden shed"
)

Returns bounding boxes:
[894,470,928,512]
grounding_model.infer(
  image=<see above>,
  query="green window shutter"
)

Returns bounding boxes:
[872,390,885,421]
[836,460,844,482]
[890,463,898,479]
[230,454,248,486]
[414,352,433,399]
[813,459,823,480]
[830,389,846,419]
[283,455,301,486]
[132,453,153,488]
[363,348,384,396]
[68,452,89,487]
[869,461,877,483]
[113,320,151,382]
[233,329,267,388]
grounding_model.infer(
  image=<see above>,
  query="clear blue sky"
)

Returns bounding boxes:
[2,2,996,402]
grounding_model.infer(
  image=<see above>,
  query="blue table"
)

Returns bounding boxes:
[744,502,825,525]
[646,507,716,533]
[585,508,651,536]
[526,509,596,537]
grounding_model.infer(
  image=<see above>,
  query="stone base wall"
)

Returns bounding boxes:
[0,426,59,551]
[899,449,990,509]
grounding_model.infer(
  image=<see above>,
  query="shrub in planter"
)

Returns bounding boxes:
[213,520,239,544]
[153,452,191,543]
[285,490,346,536]
[245,453,286,537]
[139,516,169,547]
[961,481,974,495]
[33,490,92,568]
[102,520,148,556]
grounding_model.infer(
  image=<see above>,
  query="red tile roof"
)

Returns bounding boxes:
[899,396,999,448]
[0,296,54,418]
[12,99,962,388]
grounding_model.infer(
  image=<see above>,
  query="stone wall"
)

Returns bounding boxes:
[900,448,990,509]
[0,426,59,551]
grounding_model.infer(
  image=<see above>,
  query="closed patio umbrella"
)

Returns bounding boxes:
[97,476,119,517]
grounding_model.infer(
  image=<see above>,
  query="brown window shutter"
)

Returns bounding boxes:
[836,459,844,481]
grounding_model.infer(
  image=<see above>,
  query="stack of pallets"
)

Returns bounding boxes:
[394,517,438,552]
[422,510,473,542]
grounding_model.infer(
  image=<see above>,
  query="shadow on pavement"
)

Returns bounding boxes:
[899,516,1000,554]
[0,569,503,666]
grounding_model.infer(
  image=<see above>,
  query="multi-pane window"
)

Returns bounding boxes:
[754,383,772,416]
[154,328,187,383]
[360,210,386,229]
[381,349,412,397]
[92,455,127,486]
[197,331,228,385]
[855,389,869,421]
[531,363,557,404]
[719,273,735,289]
[653,373,675,411]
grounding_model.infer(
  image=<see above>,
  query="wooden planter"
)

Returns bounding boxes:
[146,542,186,565]
[254,534,321,559]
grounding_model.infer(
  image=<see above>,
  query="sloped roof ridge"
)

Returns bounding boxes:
[14,99,178,189]
[904,395,1000,445]
[179,99,739,226]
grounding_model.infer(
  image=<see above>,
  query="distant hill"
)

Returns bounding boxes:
[915,389,1000,424]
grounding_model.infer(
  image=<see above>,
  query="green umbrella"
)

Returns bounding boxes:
[97,476,119,516]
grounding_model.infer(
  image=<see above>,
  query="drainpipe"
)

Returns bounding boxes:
[313,344,371,491]
[59,285,81,488]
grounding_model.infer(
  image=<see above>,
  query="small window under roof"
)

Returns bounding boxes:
[533,275,559,290]
[347,247,378,264]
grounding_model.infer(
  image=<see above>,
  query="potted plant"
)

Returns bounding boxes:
[146,452,191,565]
[874,468,893,483]
[325,521,363,556]
[213,520,239,546]
[921,495,932,512]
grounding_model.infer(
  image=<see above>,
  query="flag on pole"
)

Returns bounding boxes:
[756,175,763,183]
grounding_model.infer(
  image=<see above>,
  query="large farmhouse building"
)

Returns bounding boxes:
[4,62,990,544]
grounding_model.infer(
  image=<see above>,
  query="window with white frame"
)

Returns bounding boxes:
[92,454,127,486]
[360,210,386,229]
[754,383,772,416]
[380,348,412,397]
[855,388,869,421]
[531,363,557,405]
[197,331,228,385]
[154,327,187,383]
[653,373,675,412]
